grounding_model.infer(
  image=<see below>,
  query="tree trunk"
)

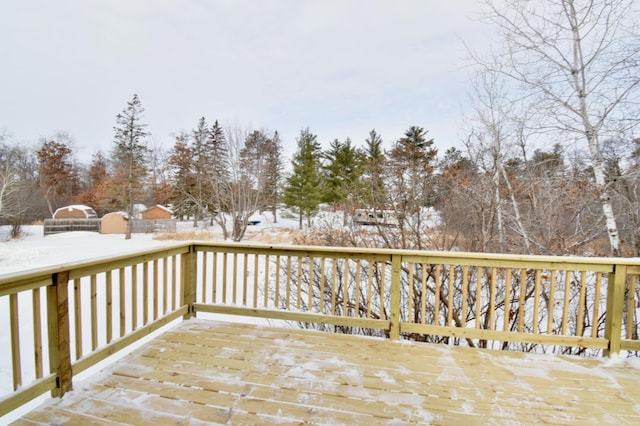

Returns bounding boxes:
[585,131,620,256]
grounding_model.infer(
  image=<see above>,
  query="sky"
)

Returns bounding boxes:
[0,1,491,162]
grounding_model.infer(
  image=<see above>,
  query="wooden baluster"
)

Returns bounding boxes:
[331,259,337,315]
[626,274,637,340]
[253,254,259,309]
[577,271,588,336]
[10,293,21,390]
[319,258,325,313]
[342,259,348,316]
[517,269,526,333]
[366,261,373,319]
[232,253,238,305]
[106,271,113,343]
[504,268,512,333]
[91,274,98,350]
[547,271,556,334]
[296,256,302,310]
[408,263,414,322]
[263,255,269,308]
[162,257,168,315]
[286,256,292,310]
[309,257,315,312]
[592,272,603,338]
[32,288,43,379]
[142,262,149,326]
[119,268,126,337]
[421,263,427,325]
[448,266,455,327]
[201,251,208,303]
[561,271,571,335]
[461,266,469,328]
[354,260,361,318]
[242,253,248,306]
[533,270,541,334]
[222,253,228,304]
[74,278,83,358]
[212,252,218,304]
[475,267,482,329]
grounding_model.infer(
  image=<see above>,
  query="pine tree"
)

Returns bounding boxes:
[322,137,364,225]
[112,94,149,239]
[205,120,230,224]
[167,132,195,220]
[282,128,323,229]
[362,129,387,209]
[191,117,211,226]
[387,126,437,239]
[263,131,283,222]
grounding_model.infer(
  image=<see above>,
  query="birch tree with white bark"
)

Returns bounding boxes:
[477,0,640,256]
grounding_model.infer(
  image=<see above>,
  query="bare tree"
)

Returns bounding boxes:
[0,142,39,238]
[203,126,278,241]
[476,0,640,256]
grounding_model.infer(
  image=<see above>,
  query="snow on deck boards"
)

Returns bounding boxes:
[12,320,640,425]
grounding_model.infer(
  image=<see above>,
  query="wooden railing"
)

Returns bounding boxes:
[1,242,639,418]
[0,243,191,417]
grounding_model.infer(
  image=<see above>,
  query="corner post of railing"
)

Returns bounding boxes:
[182,244,198,319]
[47,271,72,397]
[604,263,626,357]
[389,254,402,341]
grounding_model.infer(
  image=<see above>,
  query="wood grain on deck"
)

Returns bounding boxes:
[13,319,640,425]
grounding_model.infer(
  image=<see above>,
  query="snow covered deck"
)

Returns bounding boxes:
[13,319,640,425]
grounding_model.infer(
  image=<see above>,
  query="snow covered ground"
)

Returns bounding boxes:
[0,212,301,275]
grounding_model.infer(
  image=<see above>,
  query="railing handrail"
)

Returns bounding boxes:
[2,242,637,288]
[0,242,191,296]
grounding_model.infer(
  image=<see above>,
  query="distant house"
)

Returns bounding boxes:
[101,212,129,234]
[53,205,98,219]
[141,205,172,220]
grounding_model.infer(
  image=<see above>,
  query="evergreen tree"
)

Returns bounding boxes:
[167,131,195,220]
[283,128,323,229]
[112,94,149,239]
[363,129,386,203]
[204,120,230,223]
[191,117,211,226]
[263,131,283,222]
[388,126,437,211]
[322,137,364,225]
[387,126,437,242]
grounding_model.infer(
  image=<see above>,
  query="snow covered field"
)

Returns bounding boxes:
[0,212,301,275]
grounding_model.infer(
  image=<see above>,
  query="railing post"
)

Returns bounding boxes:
[389,254,402,340]
[182,245,197,319]
[604,264,626,357]
[47,271,72,397]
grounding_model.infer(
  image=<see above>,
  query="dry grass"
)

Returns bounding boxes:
[153,229,216,241]
[153,227,304,245]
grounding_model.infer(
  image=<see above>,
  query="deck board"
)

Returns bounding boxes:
[14,319,640,425]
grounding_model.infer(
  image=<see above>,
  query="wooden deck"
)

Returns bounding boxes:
[12,319,640,425]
